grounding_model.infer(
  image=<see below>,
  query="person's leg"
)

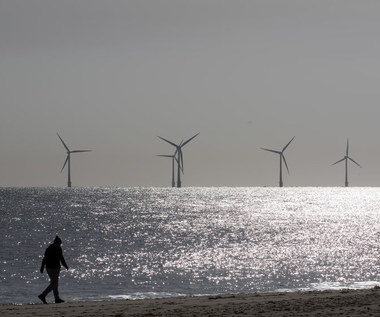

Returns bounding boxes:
[38,293,47,304]
[41,274,54,297]
[39,268,57,303]
[46,268,60,301]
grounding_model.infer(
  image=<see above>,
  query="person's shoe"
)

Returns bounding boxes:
[55,298,65,303]
[38,294,47,304]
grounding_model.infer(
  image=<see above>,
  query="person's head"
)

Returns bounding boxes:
[54,235,62,245]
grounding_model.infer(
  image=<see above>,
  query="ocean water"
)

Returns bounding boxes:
[1,187,380,305]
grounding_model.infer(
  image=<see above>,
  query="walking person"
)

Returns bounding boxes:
[38,235,69,304]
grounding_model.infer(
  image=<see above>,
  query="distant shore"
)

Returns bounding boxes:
[2,288,380,316]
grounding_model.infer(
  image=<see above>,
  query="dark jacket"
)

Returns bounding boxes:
[40,242,68,272]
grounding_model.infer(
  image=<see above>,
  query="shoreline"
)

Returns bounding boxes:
[2,288,380,316]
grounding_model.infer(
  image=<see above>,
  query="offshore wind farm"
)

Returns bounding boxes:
[4,3,380,316]
[2,1,379,188]
[53,132,368,188]
[0,0,380,317]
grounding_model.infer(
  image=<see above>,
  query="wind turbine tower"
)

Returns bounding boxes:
[261,137,295,187]
[158,133,199,188]
[332,139,362,187]
[157,154,177,187]
[57,133,92,187]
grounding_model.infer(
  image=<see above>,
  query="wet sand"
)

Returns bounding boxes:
[2,288,380,316]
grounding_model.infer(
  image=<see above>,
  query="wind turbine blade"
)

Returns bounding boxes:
[282,136,295,152]
[157,136,178,148]
[282,154,290,173]
[331,157,346,166]
[157,155,174,158]
[179,148,184,173]
[261,148,281,154]
[181,133,199,148]
[71,150,92,153]
[348,157,362,168]
[60,156,69,173]
[346,139,349,156]
[57,133,70,152]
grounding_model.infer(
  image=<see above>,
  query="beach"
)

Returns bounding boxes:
[2,288,380,316]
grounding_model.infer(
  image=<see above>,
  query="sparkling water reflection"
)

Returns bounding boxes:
[1,187,380,304]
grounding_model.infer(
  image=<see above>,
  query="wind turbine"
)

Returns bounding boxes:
[157,153,177,187]
[57,133,92,187]
[332,139,362,187]
[261,136,295,187]
[157,133,199,188]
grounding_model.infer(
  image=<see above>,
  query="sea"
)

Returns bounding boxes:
[1,187,380,305]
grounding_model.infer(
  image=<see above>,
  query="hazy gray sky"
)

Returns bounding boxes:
[1,0,380,187]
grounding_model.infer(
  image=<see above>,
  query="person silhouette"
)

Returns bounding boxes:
[38,235,69,304]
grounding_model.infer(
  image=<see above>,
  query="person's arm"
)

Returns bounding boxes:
[60,248,69,270]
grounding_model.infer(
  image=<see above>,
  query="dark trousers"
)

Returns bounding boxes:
[41,267,60,299]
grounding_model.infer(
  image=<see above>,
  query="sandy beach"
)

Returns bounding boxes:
[2,288,380,316]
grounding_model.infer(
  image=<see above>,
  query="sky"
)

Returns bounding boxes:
[1,0,380,188]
